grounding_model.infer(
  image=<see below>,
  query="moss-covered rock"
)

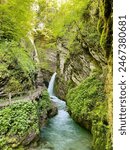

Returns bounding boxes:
[0,41,36,97]
[0,90,57,150]
[66,72,110,150]
[99,0,113,58]
[98,1,113,149]
[37,90,57,127]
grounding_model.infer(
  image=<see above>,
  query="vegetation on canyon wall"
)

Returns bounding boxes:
[0,0,112,150]
[43,0,112,149]
[0,90,53,149]
[67,71,110,150]
[0,102,39,150]
[0,0,37,95]
[0,41,36,95]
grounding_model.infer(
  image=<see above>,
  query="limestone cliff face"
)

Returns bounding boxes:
[55,0,113,150]
[32,0,112,149]
[55,42,92,99]
[55,0,107,100]
[30,33,57,89]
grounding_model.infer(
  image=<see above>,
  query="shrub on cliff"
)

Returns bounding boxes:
[0,41,36,95]
[0,101,39,149]
[38,90,51,114]
[0,91,53,150]
[67,72,111,150]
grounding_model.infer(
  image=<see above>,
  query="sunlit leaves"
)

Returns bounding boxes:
[46,0,90,37]
[0,101,39,149]
[0,0,35,41]
[67,72,105,120]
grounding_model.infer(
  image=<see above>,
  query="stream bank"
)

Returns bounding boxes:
[0,91,57,150]
[0,0,113,149]
[35,72,92,150]
[37,96,92,150]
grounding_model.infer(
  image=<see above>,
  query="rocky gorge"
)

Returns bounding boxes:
[0,0,112,150]
[34,0,113,149]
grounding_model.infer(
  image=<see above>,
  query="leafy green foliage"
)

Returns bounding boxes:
[47,0,91,38]
[66,72,109,150]
[0,41,36,93]
[0,90,53,149]
[0,102,39,136]
[0,101,39,149]
[67,72,105,120]
[38,90,51,113]
[0,0,35,41]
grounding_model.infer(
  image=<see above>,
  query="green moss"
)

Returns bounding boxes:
[99,0,113,58]
[4,77,23,93]
[38,90,51,113]
[102,0,112,19]
[0,41,36,95]
[100,17,112,57]
[106,128,113,150]
[97,18,104,34]
[67,71,105,119]
[92,120,108,150]
[66,72,111,149]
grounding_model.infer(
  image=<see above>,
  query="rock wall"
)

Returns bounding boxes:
[30,0,113,149]
[0,41,36,97]
[54,0,113,149]
[55,0,107,99]
[34,33,57,73]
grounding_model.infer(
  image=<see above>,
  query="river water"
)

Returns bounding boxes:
[38,96,92,150]
[36,72,92,150]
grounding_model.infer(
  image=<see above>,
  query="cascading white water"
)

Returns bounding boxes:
[48,72,57,96]
[38,75,92,150]
[36,72,92,150]
[29,37,40,63]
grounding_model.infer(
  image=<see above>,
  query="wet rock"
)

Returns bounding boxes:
[41,69,53,86]
[47,101,58,118]
[22,131,39,146]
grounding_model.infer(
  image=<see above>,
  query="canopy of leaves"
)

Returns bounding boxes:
[45,0,91,38]
[0,0,35,41]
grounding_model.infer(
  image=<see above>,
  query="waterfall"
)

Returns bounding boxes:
[28,32,40,64]
[48,72,57,96]
[28,34,44,88]
[29,38,40,63]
